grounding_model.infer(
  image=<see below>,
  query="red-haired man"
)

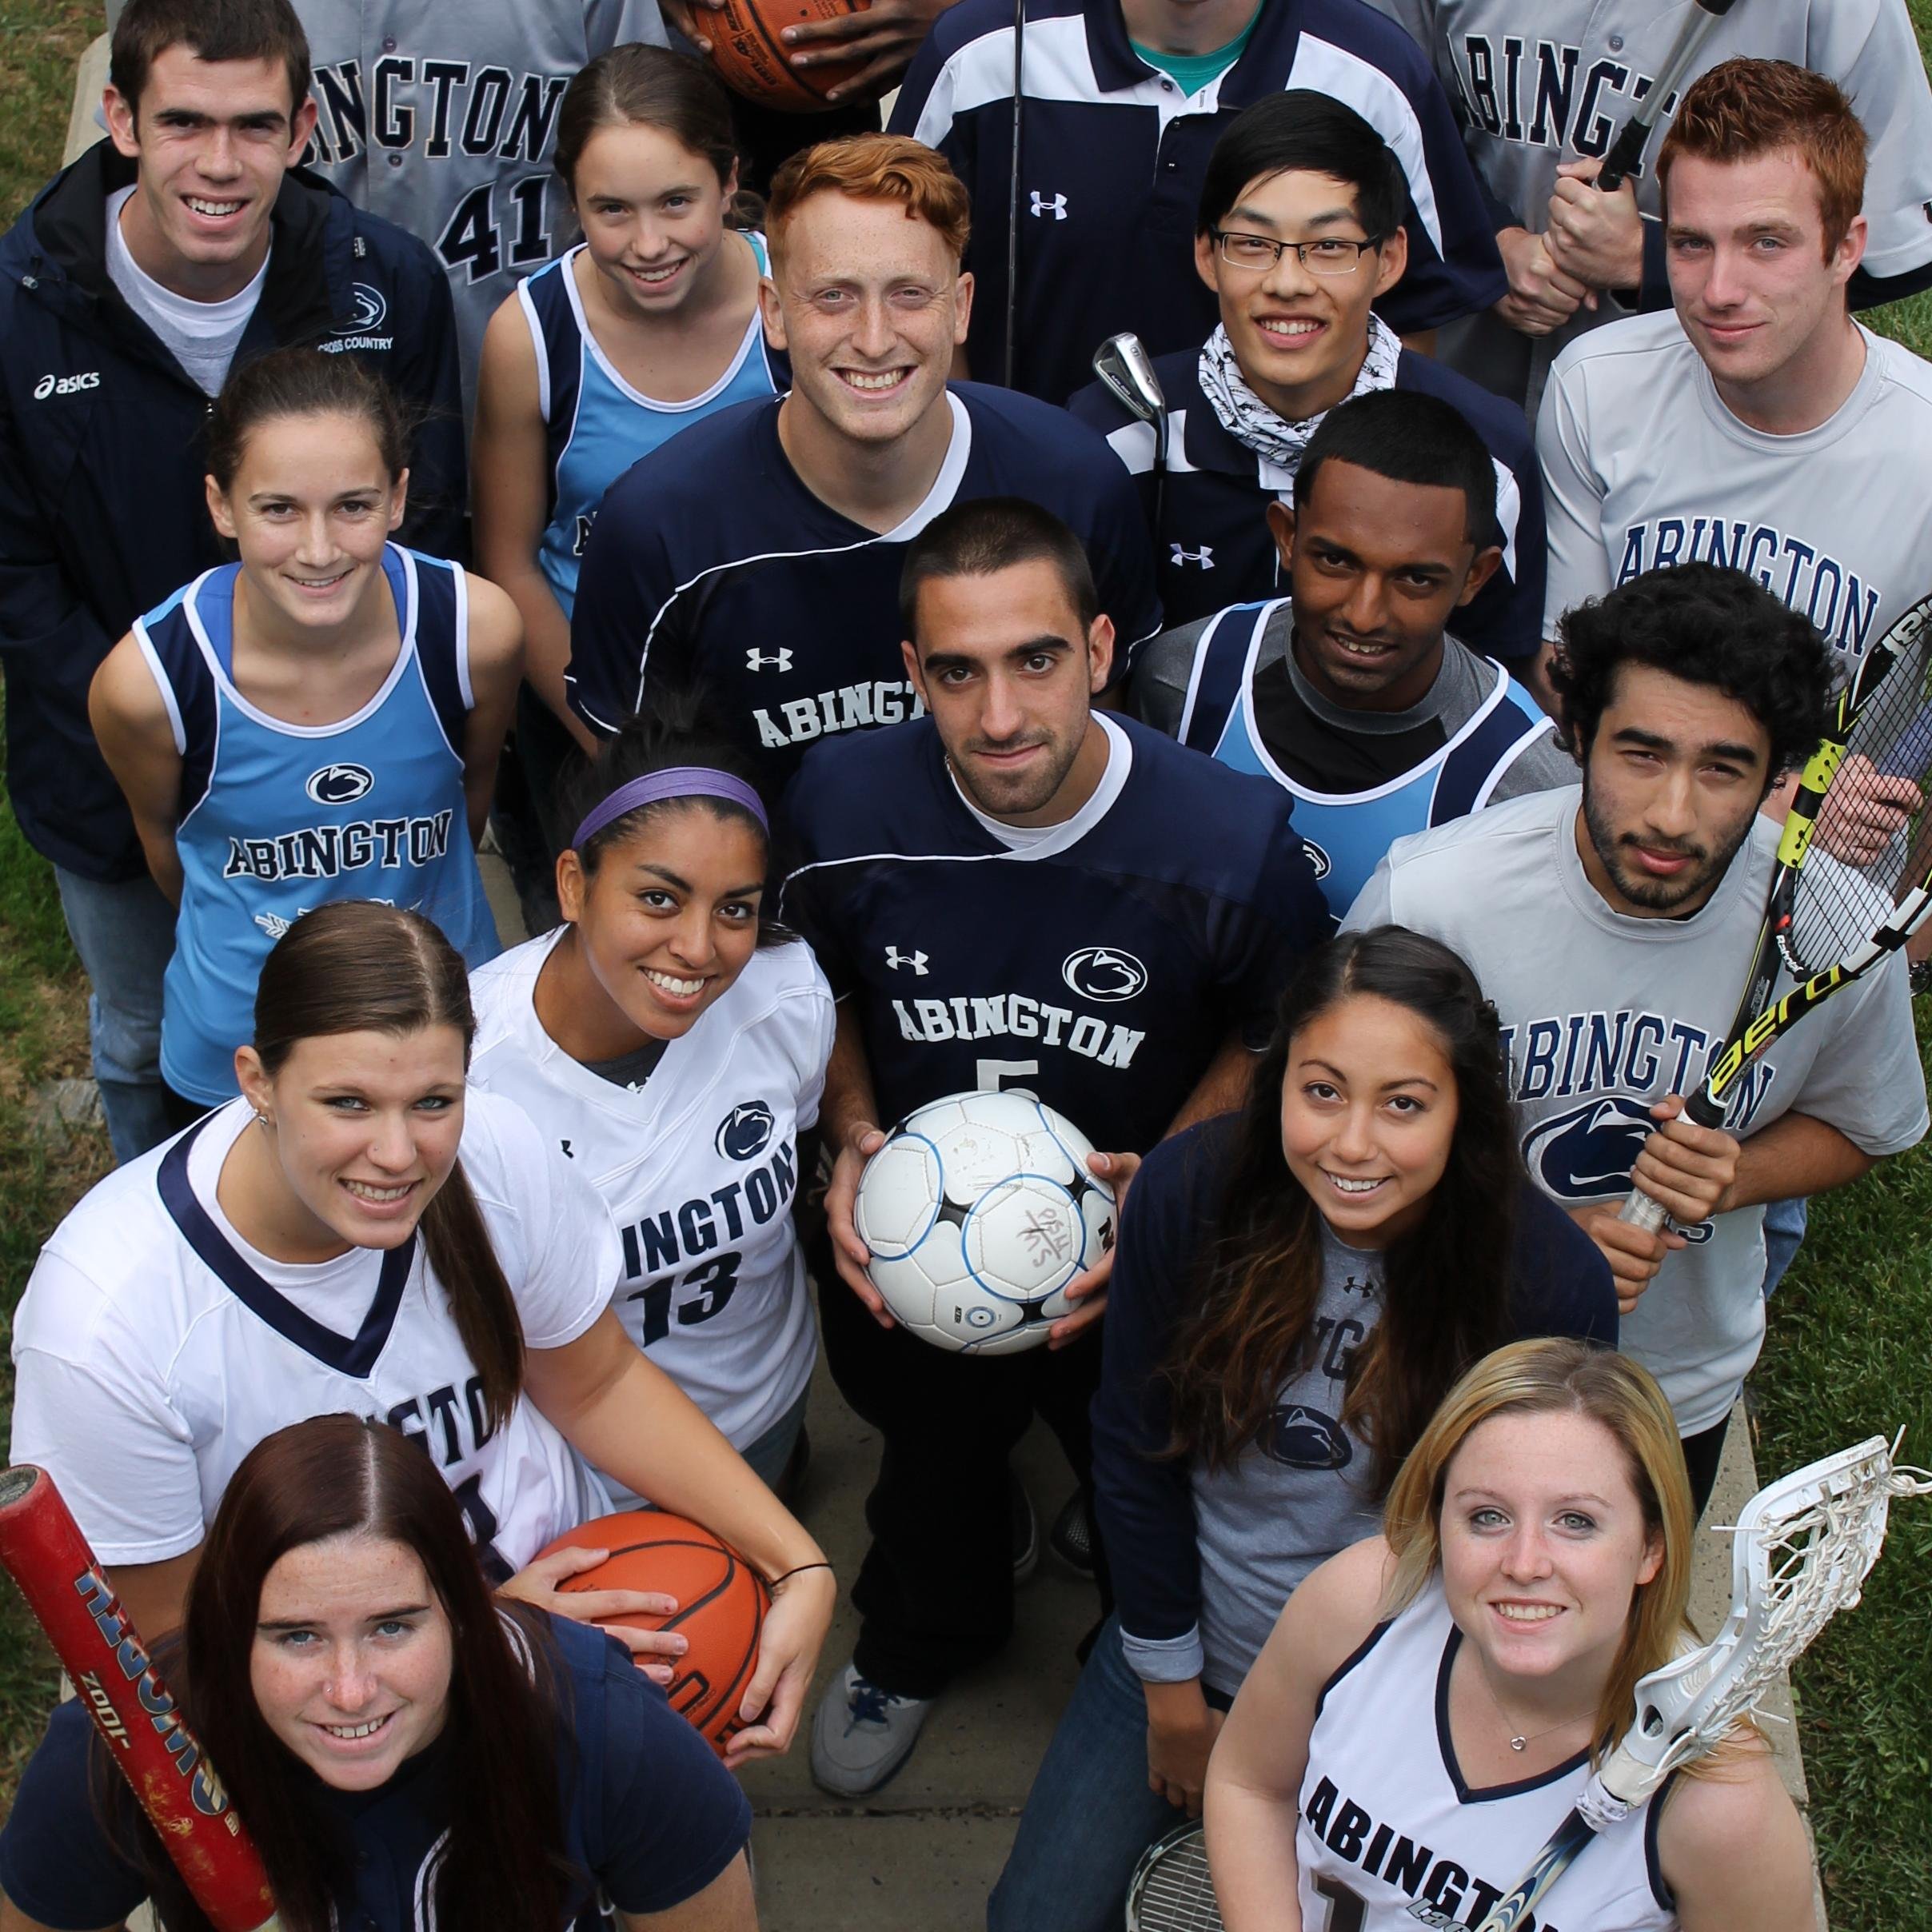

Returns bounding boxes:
[565,134,1160,788]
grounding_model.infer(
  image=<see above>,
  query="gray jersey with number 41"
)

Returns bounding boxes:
[295,0,668,406]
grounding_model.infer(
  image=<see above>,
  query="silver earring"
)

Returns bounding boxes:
[253,1109,273,1132]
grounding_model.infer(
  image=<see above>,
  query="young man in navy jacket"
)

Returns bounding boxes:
[0,0,461,1160]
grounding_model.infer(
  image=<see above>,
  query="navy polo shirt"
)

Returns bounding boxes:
[1067,341,1547,658]
[890,0,1507,403]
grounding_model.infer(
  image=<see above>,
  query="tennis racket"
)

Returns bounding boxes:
[1124,1822,1224,1931]
[1619,591,1932,1235]
[1474,1435,1930,1932]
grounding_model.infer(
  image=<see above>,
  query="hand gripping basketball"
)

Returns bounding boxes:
[533,1511,771,1757]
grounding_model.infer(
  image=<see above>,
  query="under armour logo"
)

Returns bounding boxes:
[747,649,794,672]
[885,947,929,974]
[1170,544,1215,569]
[1029,191,1068,220]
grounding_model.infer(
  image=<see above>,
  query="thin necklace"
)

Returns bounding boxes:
[1470,1652,1593,1754]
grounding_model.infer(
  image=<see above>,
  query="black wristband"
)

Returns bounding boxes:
[768,1561,834,1590]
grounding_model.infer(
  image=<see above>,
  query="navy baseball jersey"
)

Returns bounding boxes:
[889,0,1507,402]
[1069,340,1544,657]
[0,1612,750,1932]
[565,385,1163,789]
[778,713,1331,1152]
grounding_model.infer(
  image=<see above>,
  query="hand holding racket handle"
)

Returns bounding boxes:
[1616,1088,1729,1235]
[1597,0,1742,193]
[0,1466,278,1932]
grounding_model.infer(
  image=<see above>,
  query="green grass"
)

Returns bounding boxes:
[1754,1100,1932,1930]
[0,0,116,1793]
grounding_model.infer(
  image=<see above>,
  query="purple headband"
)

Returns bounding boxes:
[572,767,770,851]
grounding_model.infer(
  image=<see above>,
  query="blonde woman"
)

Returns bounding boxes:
[1204,1338,1814,1931]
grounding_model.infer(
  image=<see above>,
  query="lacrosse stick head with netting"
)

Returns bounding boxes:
[1583,1434,1930,1825]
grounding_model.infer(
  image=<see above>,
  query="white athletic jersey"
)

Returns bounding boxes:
[9,1090,616,1572]
[1345,786,1926,1434]
[293,0,669,401]
[1365,0,1932,389]
[469,932,833,1478]
[1539,312,1932,658]
[1300,1576,1673,1931]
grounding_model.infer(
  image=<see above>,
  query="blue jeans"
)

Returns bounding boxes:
[54,866,178,1165]
[988,1616,1195,1932]
[1761,1196,1809,1299]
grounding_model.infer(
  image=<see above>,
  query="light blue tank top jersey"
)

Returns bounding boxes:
[1180,599,1551,920]
[520,233,786,617]
[137,545,500,1104]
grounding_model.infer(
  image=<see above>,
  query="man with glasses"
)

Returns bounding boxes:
[891,0,1505,405]
[1070,93,1544,669]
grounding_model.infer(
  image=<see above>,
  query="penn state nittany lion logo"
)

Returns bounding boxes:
[348,282,389,333]
[1300,837,1332,881]
[1060,946,1148,1002]
[304,762,375,804]
[1525,1096,1715,1241]
[1262,1403,1351,1471]
[715,1100,776,1161]
[1523,1096,1655,1199]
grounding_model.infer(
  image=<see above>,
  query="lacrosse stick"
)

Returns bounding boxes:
[1473,1435,1931,1931]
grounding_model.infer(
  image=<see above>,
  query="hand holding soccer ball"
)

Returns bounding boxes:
[844,1091,1120,1355]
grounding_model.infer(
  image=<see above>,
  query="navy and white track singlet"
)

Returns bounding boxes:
[517,233,786,617]
[134,544,498,1102]
[1179,599,1551,919]
[1298,1578,1675,1930]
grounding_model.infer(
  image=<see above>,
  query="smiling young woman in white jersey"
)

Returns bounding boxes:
[469,701,833,1497]
[472,43,786,857]
[88,347,516,1119]
[1206,1337,1818,1932]
[8,900,834,1758]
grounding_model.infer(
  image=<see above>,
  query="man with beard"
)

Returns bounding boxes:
[1342,563,1926,1515]
[779,497,1328,1795]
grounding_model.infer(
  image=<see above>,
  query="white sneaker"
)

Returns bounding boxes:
[809,1663,932,1795]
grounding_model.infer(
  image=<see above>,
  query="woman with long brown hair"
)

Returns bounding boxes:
[10,900,834,1759]
[0,1414,756,1932]
[1205,1338,1815,1930]
[989,926,1618,1932]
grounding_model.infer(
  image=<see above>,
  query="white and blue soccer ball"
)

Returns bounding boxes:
[854,1090,1117,1355]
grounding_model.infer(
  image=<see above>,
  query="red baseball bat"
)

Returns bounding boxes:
[0,1465,278,1932]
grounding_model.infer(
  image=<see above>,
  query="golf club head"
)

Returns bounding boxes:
[1092,333,1168,426]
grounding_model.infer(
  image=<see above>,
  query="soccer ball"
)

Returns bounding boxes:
[854,1090,1117,1355]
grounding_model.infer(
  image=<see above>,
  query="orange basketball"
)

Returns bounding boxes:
[701,0,873,114]
[536,1511,770,1755]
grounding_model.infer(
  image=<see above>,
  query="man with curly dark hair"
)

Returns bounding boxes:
[1343,563,1926,1515]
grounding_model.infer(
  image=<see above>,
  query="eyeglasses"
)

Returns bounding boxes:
[1211,229,1383,275]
